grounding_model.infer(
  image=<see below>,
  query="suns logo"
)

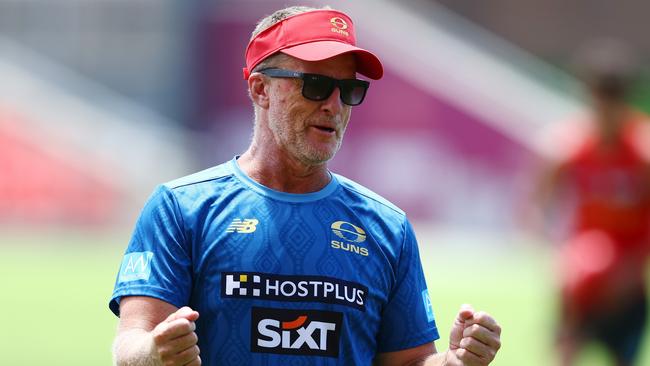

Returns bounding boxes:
[330,221,369,257]
[329,17,349,36]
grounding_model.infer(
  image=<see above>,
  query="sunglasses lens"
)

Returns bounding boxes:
[302,75,336,101]
[299,74,369,106]
[340,80,369,106]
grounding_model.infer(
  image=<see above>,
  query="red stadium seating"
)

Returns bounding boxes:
[0,107,119,225]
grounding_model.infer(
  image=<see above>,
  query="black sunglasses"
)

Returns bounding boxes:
[258,68,370,106]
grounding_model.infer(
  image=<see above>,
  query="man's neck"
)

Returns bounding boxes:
[237,148,331,194]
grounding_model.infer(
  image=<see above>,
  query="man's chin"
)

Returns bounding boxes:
[298,150,337,166]
[294,142,340,165]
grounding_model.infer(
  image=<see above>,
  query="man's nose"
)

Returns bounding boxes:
[320,86,345,114]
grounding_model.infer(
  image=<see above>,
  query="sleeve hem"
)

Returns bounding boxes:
[109,285,187,317]
[377,327,440,353]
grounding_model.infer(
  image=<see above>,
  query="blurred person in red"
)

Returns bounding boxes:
[536,39,650,366]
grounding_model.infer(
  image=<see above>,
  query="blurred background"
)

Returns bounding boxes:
[1,0,649,364]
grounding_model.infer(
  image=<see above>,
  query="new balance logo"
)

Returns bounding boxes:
[226,218,259,233]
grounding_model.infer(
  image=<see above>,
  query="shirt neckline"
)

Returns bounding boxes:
[230,156,339,202]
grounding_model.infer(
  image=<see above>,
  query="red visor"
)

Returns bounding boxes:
[243,10,383,80]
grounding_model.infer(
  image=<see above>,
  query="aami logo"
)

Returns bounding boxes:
[330,221,369,257]
[226,218,259,234]
[422,289,435,323]
[118,251,154,283]
[251,307,343,357]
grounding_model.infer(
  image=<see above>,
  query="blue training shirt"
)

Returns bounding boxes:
[110,157,439,365]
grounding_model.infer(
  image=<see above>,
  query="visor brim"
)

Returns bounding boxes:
[281,41,383,80]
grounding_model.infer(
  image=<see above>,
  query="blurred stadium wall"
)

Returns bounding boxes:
[0,1,199,228]
[0,0,647,234]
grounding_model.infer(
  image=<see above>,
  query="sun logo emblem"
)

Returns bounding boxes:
[331,221,366,243]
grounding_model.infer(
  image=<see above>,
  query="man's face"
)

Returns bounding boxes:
[265,54,355,166]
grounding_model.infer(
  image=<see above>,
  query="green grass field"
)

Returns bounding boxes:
[2,228,649,365]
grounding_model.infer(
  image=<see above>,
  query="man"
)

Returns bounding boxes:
[110,6,501,366]
[535,39,650,366]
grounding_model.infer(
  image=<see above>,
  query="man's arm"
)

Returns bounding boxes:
[113,296,201,366]
[375,305,501,366]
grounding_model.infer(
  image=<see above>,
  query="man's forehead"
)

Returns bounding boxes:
[280,53,358,77]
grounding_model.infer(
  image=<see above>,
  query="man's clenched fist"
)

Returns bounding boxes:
[446,304,501,366]
[151,307,201,366]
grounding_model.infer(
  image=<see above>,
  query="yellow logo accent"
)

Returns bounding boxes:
[330,17,349,36]
[331,221,366,243]
[227,218,259,234]
[330,17,348,30]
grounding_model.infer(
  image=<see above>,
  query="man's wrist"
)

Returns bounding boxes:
[113,329,161,366]
[419,350,449,366]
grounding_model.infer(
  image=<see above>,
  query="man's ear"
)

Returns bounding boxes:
[248,73,270,109]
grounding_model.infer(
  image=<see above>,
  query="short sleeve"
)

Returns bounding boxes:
[109,185,192,316]
[376,219,440,352]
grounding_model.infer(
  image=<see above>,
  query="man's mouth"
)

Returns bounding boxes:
[313,126,336,133]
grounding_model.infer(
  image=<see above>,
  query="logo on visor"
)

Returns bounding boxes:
[330,17,349,36]
[330,17,348,30]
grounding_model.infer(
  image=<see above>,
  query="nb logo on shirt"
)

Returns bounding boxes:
[226,218,259,233]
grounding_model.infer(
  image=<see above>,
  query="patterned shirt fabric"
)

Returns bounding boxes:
[110,157,439,365]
